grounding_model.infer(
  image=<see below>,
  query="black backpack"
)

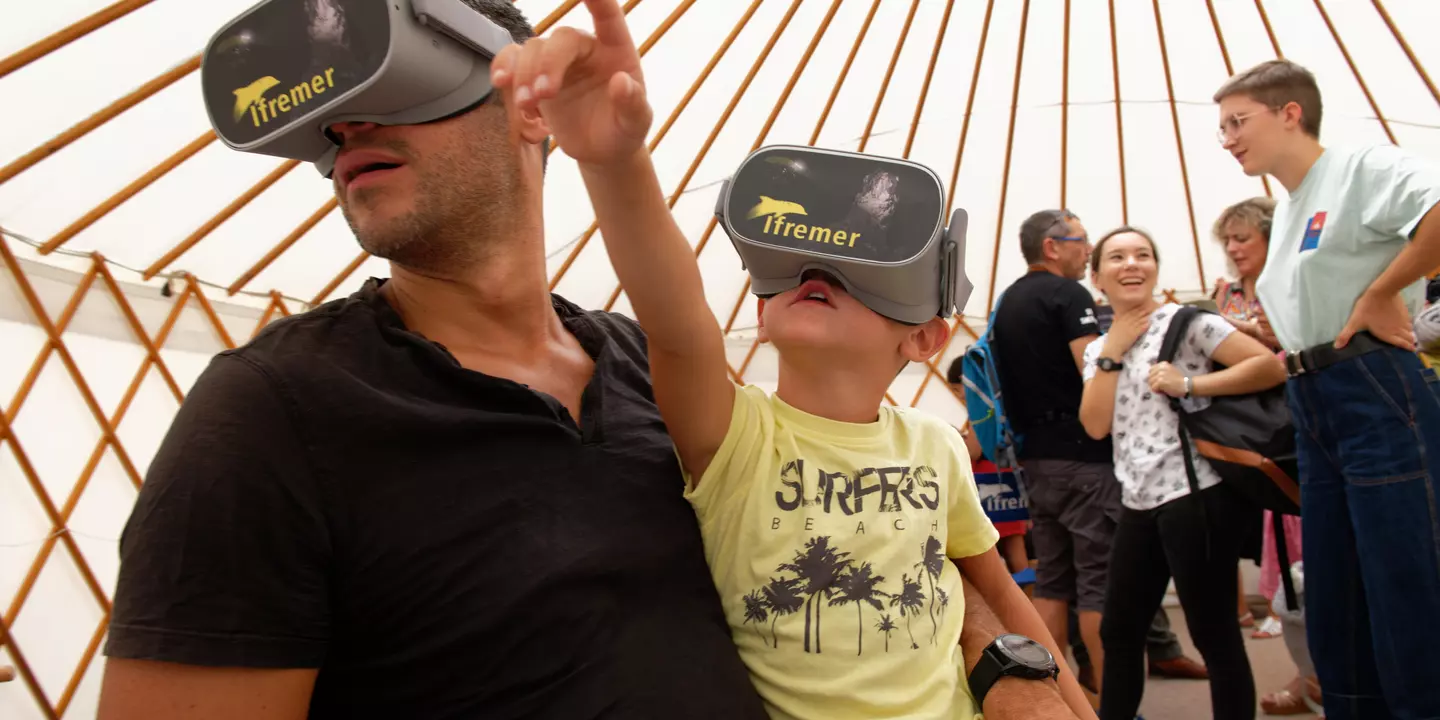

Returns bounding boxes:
[1158,305,1301,516]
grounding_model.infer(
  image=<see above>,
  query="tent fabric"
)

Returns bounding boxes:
[1,1,1438,717]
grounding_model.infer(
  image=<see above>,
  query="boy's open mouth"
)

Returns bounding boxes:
[792,273,841,308]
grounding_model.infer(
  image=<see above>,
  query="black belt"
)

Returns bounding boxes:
[1284,331,1391,377]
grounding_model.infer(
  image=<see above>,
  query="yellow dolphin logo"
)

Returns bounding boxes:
[747,196,808,221]
[232,76,281,122]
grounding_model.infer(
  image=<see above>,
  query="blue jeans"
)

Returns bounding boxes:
[1287,346,1440,720]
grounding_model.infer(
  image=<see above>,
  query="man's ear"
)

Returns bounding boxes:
[1281,101,1306,132]
[902,316,952,363]
[756,298,769,344]
[1042,237,1061,263]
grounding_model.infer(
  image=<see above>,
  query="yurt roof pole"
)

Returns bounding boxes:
[1060,0,1071,208]
[0,56,199,186]
[142,160,303,280]
[1311,0,1395,145]
[1154,0,1208,291]
[600,0,811,313]
[1253,0,1283,57]
[229,200,340,296]
[1371,0,1439,109]
[984,0,1034,317]
[944,0,998,217]
[37,132,218,255]
[0,0,156,80]
[1107,0,1128,225]
[856,0,922,156]
[547,0,754,291]
[313,251,371,307]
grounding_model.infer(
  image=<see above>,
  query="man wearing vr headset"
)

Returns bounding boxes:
[97,1,1085,719]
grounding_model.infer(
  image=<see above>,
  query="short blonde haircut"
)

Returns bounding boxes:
[1211,197,1275,278]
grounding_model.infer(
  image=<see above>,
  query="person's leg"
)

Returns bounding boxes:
[1067,461,1122,696]
[1155,486,1255,720]
[1316,349,1440,718]
[1023,461,1077,660]
[1098,506,1170,720]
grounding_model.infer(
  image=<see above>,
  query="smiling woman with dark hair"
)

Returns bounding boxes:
[1078,227,1286,720]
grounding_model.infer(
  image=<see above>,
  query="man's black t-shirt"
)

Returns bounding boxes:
[104,279,766,720]
[991,270,1113,464]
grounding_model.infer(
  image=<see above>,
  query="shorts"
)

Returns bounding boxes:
[972,458,1029,538]
[1022,459,1121,613]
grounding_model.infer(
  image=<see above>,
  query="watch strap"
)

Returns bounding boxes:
[967,644,1008,710]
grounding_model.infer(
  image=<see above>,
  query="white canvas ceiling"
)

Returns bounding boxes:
[3,0,1436,326]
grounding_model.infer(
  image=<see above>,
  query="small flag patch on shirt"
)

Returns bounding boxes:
[1300,211,1327,252]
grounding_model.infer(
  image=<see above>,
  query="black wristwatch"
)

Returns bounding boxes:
[1096,356,1123,372]
[968,634,1060,709]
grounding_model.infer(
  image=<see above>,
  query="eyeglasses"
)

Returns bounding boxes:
[1216,111,1261,144]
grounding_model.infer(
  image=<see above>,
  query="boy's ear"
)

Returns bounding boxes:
[902,316,951,363]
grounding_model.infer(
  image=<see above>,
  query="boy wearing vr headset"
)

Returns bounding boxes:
[491,2,1093,718]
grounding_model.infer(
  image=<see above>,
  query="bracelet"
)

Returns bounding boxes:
[1183,375,1193,398]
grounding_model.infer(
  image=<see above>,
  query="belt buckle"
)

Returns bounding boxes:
[1285,350,1306,377]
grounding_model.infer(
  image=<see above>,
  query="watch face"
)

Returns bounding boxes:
[998,634,1054,667]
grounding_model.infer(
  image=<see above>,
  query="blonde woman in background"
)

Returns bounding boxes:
[1211,197,1319,716]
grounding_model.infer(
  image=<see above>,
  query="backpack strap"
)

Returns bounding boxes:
[1162,305,1211,556]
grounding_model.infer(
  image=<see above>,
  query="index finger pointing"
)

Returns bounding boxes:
[582,0,636,49]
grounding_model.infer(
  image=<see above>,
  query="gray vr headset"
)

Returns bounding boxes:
[715,146,974,325]
[200,0,514,177]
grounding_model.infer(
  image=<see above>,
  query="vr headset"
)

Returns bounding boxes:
[199,0,513,177]
[715,146,974,325]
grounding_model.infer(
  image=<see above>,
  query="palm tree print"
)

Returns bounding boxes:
[917,535,945,644]
[889,573,927,650]
[875,614,898,652]
[937,587,950,622]
[742,590,769,643]
[778,536,854,654]
[827,562,890,656]
[760,576,804,648]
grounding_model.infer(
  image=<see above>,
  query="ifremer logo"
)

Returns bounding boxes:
[232,67,338,128]
[747,196,861,249]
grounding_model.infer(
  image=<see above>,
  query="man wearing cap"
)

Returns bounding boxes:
[95,2,1086,719]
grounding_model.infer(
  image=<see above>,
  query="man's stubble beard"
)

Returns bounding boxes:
[341,125,519,277]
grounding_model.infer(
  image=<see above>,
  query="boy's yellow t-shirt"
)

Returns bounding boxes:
[685,385,1000,720]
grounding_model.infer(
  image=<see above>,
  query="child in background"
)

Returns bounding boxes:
[948,357,1031,575]
[487,2,1093,717]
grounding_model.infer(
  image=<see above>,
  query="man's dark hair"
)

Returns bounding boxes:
[1212,59,1323,138]
[1090,225,1160,273]
[947,355,965,386]
[1019,209,1079,265]
[463,0,536,43]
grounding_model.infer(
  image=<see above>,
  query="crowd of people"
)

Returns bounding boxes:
[80,2,1438,720]
[947,59,1440,720]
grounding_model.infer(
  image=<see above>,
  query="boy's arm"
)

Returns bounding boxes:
[581,152,736,479]
[491,0,733,480]
[958,576,1082,720]
[955,549,1098,720]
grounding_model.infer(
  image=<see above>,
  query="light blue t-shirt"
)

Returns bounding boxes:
[1256,145,1440,351]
